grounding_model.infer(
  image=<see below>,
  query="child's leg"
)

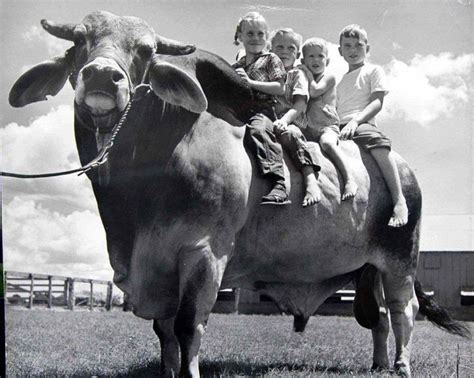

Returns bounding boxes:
[351,123,409,227]
[319,131,358,200]
[370,148,408,227]
[277,125,321,206]
[246,113,290,205]
[301,165,321,207]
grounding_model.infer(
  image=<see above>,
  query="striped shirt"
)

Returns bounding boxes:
[233,52,286,102]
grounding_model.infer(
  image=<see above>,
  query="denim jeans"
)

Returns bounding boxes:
[245,112,285,182]
[276,125,321,172]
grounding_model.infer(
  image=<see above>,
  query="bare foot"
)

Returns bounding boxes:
[388,199,409,227]
[302,177,321,207]
[342,180,358,201]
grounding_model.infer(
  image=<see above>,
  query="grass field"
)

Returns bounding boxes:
[5,306,473,376]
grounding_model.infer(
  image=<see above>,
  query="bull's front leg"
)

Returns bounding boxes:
[153,317,180,377]
[175,236,230,377]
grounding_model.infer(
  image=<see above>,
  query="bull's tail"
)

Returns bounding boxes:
[415,280,471,338]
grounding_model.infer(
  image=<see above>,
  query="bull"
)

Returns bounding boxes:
[8,11,470,377]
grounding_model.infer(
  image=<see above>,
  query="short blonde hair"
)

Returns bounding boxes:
[302,37,329,57]
[339,24,368,45]
[269,28,303,50]
[234,12,269,46]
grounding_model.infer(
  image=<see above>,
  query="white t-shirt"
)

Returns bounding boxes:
[336,63,389,125]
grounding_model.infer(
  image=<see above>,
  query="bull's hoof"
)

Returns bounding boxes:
[371,362,390,373]
[293,315,309,332]
[394,361,411,377]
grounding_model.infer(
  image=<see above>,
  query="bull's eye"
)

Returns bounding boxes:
[74,35,86,46]
[137,45,154,60]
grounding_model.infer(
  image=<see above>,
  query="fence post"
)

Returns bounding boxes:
[89,280,94,311]
[48,275,53,308]
[67,278,75,311]
[28,273,34,309]
[233,288,241,314]
[106,282,113,311]
[64,278,69,306]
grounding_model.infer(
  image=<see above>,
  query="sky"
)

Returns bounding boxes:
[1,0,473,281]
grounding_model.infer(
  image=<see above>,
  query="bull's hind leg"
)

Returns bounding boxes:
[371,271,390,371]
[175,240,229,377]
[153,317,180,377]
[382,271,419,377]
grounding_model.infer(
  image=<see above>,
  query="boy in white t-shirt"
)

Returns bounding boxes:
[337,24,408,227]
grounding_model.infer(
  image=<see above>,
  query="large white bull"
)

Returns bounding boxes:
[8,11,470,377]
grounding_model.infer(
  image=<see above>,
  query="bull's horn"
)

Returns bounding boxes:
[41,19,76,41]
[155,35,196,55]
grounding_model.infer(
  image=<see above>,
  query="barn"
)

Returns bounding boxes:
[213,251,474,321]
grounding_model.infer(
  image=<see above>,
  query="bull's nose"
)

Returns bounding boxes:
[81,64,126,85]
[75,58,131,113]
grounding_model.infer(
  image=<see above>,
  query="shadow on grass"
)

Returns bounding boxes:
[111,359,376,377]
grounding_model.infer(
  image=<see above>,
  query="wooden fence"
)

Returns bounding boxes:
[5,271,114,311]
[7,251,473,319]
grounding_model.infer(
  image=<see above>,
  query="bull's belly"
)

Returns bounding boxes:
[222,242,370,288]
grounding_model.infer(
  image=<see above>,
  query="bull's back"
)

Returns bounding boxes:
[225,141,421,285]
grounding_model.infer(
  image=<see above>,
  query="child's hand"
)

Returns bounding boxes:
[235,68,251,85]
[273,119,288,134]
[340,120,358,140]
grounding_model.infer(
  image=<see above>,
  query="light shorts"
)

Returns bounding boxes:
[340,122,392,151]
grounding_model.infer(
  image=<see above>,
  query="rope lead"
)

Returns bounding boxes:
[2,98,134,179]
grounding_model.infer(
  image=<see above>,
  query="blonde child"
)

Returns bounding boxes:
[232,12,289,205]
[270,28,322,206]
[299,38,359,200]
[337,24,408,227]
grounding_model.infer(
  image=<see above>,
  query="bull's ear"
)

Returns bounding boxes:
[149,59,207,113]
[9,48,74,107]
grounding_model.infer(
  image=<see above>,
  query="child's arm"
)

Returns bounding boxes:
[274,95,306,132]
[298,65,335,98]
[235,68,286,96]
[340,91,385,140]
[308,74,336,98]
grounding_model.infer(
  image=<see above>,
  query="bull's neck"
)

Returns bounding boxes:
[132,94,199,166]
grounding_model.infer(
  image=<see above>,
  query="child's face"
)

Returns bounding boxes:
[302,45,329,76]
[238,20,267,55]
[271,34,299,69]
[338,36,369,68]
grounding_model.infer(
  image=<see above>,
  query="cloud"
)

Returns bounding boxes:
[3,197,111,280]
[392,42,402,51]
[322,48,473,127]
[1,105,97,213]
[22,25,71,56]
[241,5,310,12]
[2,105,111,279]
[380,53,474,126]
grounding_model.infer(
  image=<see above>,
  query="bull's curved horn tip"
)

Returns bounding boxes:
[40,19,50,28]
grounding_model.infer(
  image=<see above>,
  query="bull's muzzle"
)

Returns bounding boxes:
[75,57,130,117]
